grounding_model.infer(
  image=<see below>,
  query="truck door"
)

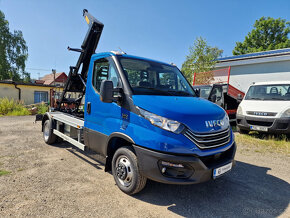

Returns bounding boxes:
[84,56,122,155]
[209,85,224,108]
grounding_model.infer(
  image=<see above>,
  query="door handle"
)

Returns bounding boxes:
[87,102,91,114]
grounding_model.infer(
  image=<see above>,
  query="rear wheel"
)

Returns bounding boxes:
[112,146,147,195]
[237,126,249,134]
[43,120,57,144]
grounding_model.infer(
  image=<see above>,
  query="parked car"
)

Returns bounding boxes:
[236,81,290,135]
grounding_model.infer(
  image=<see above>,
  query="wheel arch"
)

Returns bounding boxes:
[105,132,135,172]
[41,112,52,132]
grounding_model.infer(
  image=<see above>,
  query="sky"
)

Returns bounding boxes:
[1,0,290,79]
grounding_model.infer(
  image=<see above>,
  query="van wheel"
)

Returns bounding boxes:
[112,146,147,195]
[237,126,249,134]
[43,120,57,144]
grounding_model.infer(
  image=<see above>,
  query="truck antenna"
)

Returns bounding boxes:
[118,47,126,54]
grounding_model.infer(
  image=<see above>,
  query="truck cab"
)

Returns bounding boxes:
[41,10,236,195]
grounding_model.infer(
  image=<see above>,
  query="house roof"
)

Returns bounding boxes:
[0,80,56,87]
[215,48,290,68]
[41,72,67,85]
[217,48,290,62]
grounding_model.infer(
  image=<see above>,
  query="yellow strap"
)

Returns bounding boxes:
[85,16,90,24]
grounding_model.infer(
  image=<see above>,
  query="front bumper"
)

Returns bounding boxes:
[237,115,290,134]
[133,142,236,185]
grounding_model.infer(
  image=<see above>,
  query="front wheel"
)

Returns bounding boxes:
[112,146,147,195]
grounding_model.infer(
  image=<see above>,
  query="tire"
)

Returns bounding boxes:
[43,120,57,144]
[237,126,249,134]
[112,146,147,195]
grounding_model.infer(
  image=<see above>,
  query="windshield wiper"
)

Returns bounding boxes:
[136,86,174,95]
[268,97,283,100]
[167,90,194,96]
[249,97,264,100]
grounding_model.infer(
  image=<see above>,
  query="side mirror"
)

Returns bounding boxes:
[237,94,243,102]
[194,88,200,97]
[100,80,114,103]
[100,80,122,103]
[210,94,217,103]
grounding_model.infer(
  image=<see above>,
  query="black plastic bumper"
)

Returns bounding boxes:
[237,115,290,134]
[133,143,236,185]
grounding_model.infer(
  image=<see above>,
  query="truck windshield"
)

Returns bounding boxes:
[118,57,196,96]
[245,84,290,101]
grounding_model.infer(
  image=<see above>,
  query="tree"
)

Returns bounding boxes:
[0,10,28,81]
[181,37,223,84]
[233,17,290,55]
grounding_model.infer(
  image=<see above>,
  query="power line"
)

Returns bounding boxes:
[26,68,52,71]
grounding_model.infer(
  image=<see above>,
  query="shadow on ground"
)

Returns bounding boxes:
[53,142,289,217]
[134,161,290,217]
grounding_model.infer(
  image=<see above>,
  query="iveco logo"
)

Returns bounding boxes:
[205,120,224,128]
[254,112,268,116]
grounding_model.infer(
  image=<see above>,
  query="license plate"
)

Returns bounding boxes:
[250,125,268,132]
[213,162,232,178]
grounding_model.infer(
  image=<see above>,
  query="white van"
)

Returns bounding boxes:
[236,81,290,136]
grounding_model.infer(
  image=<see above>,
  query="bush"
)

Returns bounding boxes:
[37,102,49,114]
[0,98,30,116]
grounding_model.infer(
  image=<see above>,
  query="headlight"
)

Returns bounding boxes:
[237,106,243,115]
[281,108,290,118]
[137,107,184,134]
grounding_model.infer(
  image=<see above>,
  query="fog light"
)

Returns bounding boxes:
[161,161,184,168]
[161,167,166,174]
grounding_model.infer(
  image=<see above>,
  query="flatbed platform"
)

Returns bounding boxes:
[49,112,84,129]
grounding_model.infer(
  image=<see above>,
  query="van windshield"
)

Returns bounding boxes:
[245,84,290,101]
[118,57,196,96]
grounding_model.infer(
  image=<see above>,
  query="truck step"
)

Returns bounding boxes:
[53,129,86,151]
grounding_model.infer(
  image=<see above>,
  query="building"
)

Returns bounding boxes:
[215,48,290,92]
[0,81,59,105]
[40,72,67,87]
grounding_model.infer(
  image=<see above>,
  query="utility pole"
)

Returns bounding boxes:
[52,69,56,107]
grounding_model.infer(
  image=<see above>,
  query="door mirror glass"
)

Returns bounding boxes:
[237,93,243,102]
[210,94,217,103]
[100,80,114,103]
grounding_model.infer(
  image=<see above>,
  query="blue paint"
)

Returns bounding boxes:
[84,54,234,156]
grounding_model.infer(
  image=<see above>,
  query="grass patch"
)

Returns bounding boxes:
[0,98,30,116]
[235,133,290,155]
[0,170,11,176]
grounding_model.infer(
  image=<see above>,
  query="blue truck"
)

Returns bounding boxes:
[40,10,236,195]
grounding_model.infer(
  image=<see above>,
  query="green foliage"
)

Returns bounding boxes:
[181,37,223,84]
[0,170,11,176]
[0,97,30,116]
[37,103,49,114]
[0,10,29,81]
[233,17,290,55]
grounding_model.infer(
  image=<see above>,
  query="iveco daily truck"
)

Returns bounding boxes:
[40,10,236,195]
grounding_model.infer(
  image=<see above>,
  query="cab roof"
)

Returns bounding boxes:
[92,52,173,67]
[252,81,290,86]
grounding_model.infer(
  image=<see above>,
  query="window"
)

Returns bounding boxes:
[34,91,48,103]
[245,84,290,101]
[92,58,120,92]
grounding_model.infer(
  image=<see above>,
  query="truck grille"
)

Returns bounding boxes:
[183,127,231,149]
[246,120,273,127]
